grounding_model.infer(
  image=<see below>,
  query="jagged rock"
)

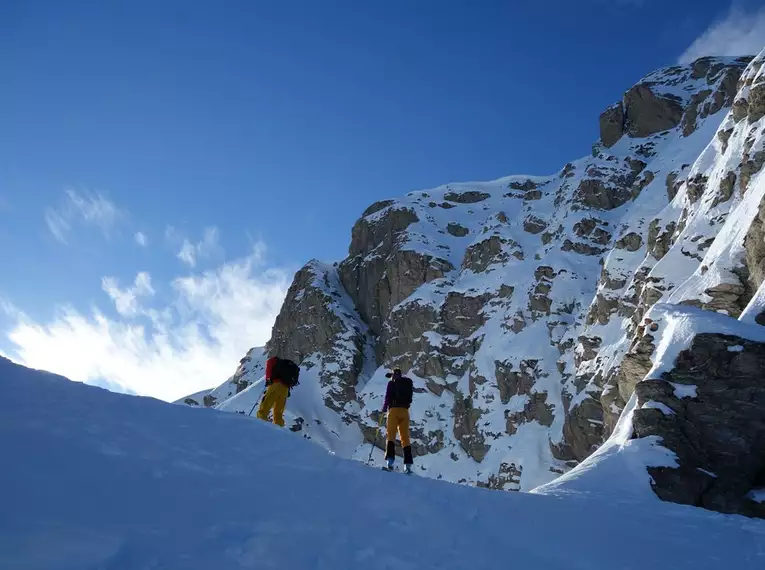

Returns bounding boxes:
[562,239,605,256]
[441,292,490,337]
[477,462,522,491]
[362,199,395,217]
[425,378,446,396]
[563,396,605,462]
[495,360,535,404]
[626,157,647,176]
[647,220,676,260]
[703,281,747,317]
[447,222,470,237]
[633,333,765,518]
[529,293,552,315]
[732,97,749,122]
[463,236,511,273]
[740,150,765,192]
[577,336,602,363]
[505,314,526,334]
[631,170,654,199]
[601,267,627,290]
[586,294,619,326]
[744,196,765,289]
[498,284,515,298]
[592,228,612,245]
[686,174,707,203]
[615,232,643,252]
[444,190,491,204]
[348,207,419,258]
[535,266,555,281]
[509,179,537,191]
[382,301,439,369]
[600,103,625,148]
[691,57,713,79]
[617,332,655,402]
[624,84,684,138]
[600,378,626,435]
[523,216,547,234]
[575,178,632,211]
[183,397,200,406]
[711,171,736,207]
[574,218,596,237]
[666,171,681,201]
[748,82,765,123]
[203,394,217,408]
[682,89,712,137]
[453,392,490,462]
[717,128,733,155]
[525,392,555,427]
[524,189,543,201]
[341,248,452,335]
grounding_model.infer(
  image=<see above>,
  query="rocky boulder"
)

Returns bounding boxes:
[453,391,490,462]
[599,103,625,148]
[624,85,684,138]
[462,236,516,273]
[562,396,605,462]
[633,333,765,518]
[575,178,632,211]
[444,190,491,204]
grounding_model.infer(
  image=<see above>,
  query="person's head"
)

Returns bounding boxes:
[392,368,402,380]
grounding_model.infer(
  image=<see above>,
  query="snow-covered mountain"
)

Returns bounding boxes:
[3,356,763,569]
[182,51,765,517]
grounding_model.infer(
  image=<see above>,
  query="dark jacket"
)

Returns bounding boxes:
[383,376,413,411]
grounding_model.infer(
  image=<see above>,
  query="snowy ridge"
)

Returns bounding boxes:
[3,357,764,569]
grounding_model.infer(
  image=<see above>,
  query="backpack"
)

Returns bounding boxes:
[271,357,300,388]
[388,376,413,408]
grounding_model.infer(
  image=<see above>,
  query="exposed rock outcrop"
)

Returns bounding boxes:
[633,333,765,519]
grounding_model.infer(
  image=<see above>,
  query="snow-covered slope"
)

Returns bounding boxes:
[179,52,765,514]
[3,356,764,569]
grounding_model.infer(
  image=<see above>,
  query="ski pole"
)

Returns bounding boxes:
[248,385,267,416]
[367,413,385,463]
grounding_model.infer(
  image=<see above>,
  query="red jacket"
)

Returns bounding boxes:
[265,356,288,386]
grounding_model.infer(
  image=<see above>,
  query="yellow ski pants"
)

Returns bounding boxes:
[256,382,289,427]
[386,407,411,447]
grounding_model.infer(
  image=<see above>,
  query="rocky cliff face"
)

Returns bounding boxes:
[184,52,765,516]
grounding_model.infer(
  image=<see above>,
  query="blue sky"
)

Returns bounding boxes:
[1,0,764,400]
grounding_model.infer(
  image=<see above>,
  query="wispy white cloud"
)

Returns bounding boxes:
[178,239,197,266]
[45,188,124,244]
[102,272,155,317]
[176,226,223,267]
[134,232,148,247]
[3,243,290,402]
[679,4,765,63]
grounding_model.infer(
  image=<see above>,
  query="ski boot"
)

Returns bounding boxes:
[404,464,413,475]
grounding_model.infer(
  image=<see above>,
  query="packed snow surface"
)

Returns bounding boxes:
[2,357,764,569]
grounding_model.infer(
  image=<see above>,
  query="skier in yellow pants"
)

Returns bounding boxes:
[382,368,415,473]
[256,356,300,427]
[256,381,289,427]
